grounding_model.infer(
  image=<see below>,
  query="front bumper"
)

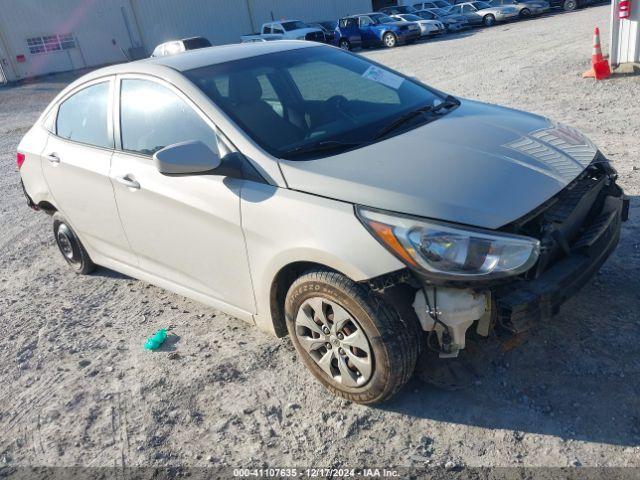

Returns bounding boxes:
[495,189,629,332]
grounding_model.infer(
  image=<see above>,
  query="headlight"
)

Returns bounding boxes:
[356,207,540,280]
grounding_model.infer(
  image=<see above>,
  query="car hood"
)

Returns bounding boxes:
[279,100,598,229]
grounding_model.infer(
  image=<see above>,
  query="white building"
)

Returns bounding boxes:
[0,0,373,83]
[610,0,640,68]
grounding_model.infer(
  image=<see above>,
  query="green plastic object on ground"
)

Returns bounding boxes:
[144,329,167,350]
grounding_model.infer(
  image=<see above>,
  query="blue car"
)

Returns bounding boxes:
[334,13,421,50]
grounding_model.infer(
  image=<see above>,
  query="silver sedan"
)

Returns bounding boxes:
[448,1,519,26]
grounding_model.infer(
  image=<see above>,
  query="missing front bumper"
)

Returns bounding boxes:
[495,193,628,333]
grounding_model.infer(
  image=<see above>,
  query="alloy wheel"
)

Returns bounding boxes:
[383,33,397,48]
[294,297,373,387]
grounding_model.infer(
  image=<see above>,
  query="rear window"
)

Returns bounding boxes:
[183,37,212,50]
[56,81,112,148]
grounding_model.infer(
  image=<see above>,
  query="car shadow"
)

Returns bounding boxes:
[376,195,639,447]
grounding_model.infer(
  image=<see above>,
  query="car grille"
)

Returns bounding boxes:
[504,152,620,279]
[305,31,326,42]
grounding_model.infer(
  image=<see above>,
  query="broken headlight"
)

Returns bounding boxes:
[357,207,540,280]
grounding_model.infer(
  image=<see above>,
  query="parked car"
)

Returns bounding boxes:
[150,37,212,57]
[413,1,454,9]
[448,1,519,25]
[241,20,325,43]
[18,41,628,404]
[334,13,421,49]
[309,21,338,44]
[391,13,446,36]
[486,0,550,16]
[415,8,469,30]
[379,5,418,14]
[547,0,589,10]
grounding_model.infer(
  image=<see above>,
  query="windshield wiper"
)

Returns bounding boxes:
[374,96,460,141]
[373,105,435,140]
[280,139,365,159]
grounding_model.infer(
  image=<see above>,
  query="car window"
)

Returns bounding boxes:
[463,4,475,12]
[186,46,447,159]
[272,26,284,34]
[56,81,112,149]
[359,16,372,26]
[119,79,218,156]
[262,25,271,34]
[288,59,401,106]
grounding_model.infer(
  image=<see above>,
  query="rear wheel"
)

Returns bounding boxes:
[563,0,577,10]
[383,32,397,48]
[285,269,420,404]
[53,213,95,274]
[483,14,496,26]
[519,7,531,17]
[339,38,351,50]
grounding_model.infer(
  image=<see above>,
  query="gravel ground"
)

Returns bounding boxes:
[1,4,639,472]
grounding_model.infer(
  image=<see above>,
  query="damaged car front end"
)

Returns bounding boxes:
[357,154,627,359]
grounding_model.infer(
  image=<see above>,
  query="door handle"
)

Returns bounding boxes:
[46,153,60,164]
[115,174,140,190]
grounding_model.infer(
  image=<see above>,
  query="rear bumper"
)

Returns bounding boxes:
[21,180,39,211]
[495,190,628,332]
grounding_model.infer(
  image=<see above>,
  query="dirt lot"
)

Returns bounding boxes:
[1,4,639,472]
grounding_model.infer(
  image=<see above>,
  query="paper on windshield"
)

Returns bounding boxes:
[361,66,404,90]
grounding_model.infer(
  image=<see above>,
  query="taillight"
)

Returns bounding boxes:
[16,152,26,170]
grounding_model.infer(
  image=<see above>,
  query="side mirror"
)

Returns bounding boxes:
[153,140,221,175]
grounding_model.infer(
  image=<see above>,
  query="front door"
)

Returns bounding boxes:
[42,78,136,265]
[110,75,255,314]
[358,16,378,46]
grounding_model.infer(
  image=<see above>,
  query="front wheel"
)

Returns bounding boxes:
[563,0,577,9]
[285,269,420,404]
[483,14,496,26]
[519,7,531,17]
[338,39,350,50]
[382,32,397,48]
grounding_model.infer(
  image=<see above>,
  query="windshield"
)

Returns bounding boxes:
[370,13,395,23]
[185,46,453,160]
[400,14,423,20]
[433,8,450,14]
[473,1,492,8]
[435,0,452,6]
[281,21,308,31]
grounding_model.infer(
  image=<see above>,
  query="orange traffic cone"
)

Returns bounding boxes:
[582,27,611,80]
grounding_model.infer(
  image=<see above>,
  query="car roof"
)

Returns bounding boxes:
[78,40,316,81]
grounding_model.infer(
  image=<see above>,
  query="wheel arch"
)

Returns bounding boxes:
[268,261,348,338]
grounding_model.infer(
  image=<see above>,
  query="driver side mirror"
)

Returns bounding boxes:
[154,140,221,175]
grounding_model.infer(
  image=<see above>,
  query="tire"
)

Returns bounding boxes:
[53,213,95,274]
[284,269,420,404]
[483,14,496,26]
[519,7,531,17]
[338,39,350,51]
[563,0,577,10]
[382,32,397,48]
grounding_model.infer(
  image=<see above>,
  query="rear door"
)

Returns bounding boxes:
[42,77,135,265]
[109,75,255,313]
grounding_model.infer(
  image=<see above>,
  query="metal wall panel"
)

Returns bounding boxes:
[246,0,372,27]
[610,0,640,66]
[0,0,142,81]
[130,0,254,52]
